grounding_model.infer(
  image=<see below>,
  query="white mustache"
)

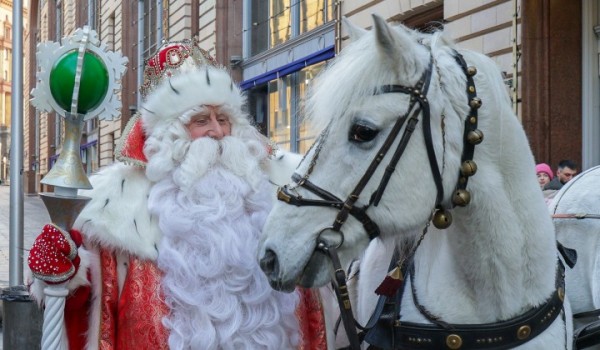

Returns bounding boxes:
[172,136,266,192]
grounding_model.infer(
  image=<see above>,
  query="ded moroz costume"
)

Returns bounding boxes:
[28,39,327,349]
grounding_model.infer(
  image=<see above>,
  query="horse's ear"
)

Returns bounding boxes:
[343,17,367,41]
[372,14,414,67]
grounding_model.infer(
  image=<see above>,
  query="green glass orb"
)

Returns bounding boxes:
[49,50,109,114]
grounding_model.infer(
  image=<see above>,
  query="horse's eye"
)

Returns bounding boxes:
[349,124,379,142]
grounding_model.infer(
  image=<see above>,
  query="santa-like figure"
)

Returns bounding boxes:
[28,40,327,349]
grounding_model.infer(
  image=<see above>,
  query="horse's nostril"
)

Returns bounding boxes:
[260,249,279,275]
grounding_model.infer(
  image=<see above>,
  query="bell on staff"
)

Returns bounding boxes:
[40,112,92,197]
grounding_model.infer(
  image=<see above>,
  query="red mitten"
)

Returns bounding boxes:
[28,223,81,284]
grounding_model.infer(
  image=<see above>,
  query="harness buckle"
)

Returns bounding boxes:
[276,187,292,203]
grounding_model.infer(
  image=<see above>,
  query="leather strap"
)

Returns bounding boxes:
[317,242,362,350]
[385,261,565,350]
[451,52,480,206]
[574,320,600,349]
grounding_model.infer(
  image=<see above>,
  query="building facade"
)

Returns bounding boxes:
[23,0,600,194]
[0,0,28,184]
[24,0,242,193]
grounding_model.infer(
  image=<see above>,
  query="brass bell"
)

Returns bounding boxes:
[467,66,477,76]
[469,97,482,109]
[467,129,484,145]
[452,189,471,207]
[460,160,477,177]
[432,208,452,229]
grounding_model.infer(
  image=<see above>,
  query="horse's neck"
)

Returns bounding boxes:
[429,163,557,319]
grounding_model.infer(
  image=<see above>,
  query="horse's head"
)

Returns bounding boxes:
[259,15,497,291]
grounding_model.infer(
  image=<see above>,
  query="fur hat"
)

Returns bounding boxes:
[141,66,245,139]
[115,39,244,166]
[535,163,553,180]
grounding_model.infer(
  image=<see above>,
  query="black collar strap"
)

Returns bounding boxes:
[378,260,565,350]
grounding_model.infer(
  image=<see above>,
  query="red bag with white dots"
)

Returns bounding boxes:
[28,223,83,284]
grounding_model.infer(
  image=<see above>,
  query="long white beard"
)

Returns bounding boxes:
[148,144,300,350]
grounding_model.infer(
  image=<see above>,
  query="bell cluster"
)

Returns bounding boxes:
[433,65,484,229]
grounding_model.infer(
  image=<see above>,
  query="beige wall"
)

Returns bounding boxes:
[168,1,217,56]
[197,0,216,57]
[340,0,521,117]
[63,0,76,35]
[38,3,51,177]
[98,0,123,167]
[168,1,193,41]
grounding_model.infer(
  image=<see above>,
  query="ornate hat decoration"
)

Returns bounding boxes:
[116,38,241,166]
[139,38,219,100]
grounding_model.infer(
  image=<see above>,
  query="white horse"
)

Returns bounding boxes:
[552,166,600,349]
[258,15,572,349]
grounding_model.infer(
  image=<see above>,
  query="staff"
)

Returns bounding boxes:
[28,26,127,350]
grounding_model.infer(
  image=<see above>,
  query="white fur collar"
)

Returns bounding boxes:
[73,163,162,260]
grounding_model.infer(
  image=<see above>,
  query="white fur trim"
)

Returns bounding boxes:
[141,66,245,140]
[74,163,162,260]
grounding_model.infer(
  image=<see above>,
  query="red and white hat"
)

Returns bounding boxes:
[116,39,245,166]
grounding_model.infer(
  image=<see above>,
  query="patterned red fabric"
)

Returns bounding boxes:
[95,249,169,350]
[118,117,147,164]
[116,256,169,349]
[64,281,92,350]
[28,224,80,284]
[99,249,118,349]
[297,287,328,350]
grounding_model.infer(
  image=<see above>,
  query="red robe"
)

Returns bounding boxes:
[64,246,328,349]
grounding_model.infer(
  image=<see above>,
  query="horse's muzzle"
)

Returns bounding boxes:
[259,249,295,291]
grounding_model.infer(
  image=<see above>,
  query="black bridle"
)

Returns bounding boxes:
[277,55,439,241]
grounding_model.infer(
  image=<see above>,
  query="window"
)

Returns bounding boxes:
[250,0,268,55]
[81,141,98,174]
[270,0,292,48]
[5,50,10,82]
[296,62,325,153]
[249,0,333,56]
[300,0,332,34]
[4,93,11,127]
[108,12,116,51]
[249,61,327,153]
[268,75,292,150]
[142,0,160,60]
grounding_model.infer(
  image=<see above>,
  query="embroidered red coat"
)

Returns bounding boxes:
[32,163,328,350]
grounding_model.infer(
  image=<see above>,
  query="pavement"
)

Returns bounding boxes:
[0,185,50,288]
[0,184,52,349]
